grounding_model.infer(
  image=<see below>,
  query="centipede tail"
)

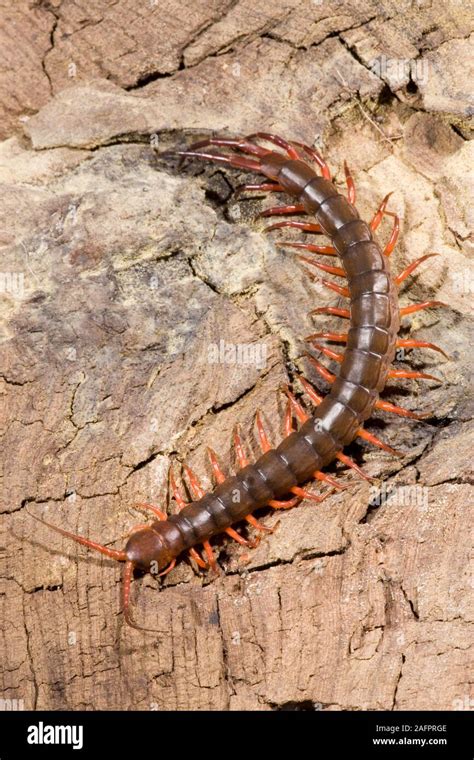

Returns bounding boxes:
[30,132,447,630]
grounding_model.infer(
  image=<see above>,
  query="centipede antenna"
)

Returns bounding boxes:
[27,509,127,561]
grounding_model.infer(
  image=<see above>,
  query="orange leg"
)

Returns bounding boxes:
[208,445,266,541]
[400,300,447,317]
[305,353,429,423]
[297,374,398,456]
[277,241,337,256]
[375,399,429,420]
[287,139,332,180]
[259,203,307,218]
[207,447,226,484]
[174,148,262,173]
[397,338,449,359]
[133,502,168,521]
[357,427,401,457]
[307,333,449,359]
[265,220,324,234]
[286,383,371,482]
[305,331,347,343]
[246,131,301,159]
[370,193,392,231]
[233,424,250,468]
[28,509,127,561]
[317,276,350,298]
[235,182,284,195]
[296,256,345,277]
[382,211,399,256]
[388,369,441,382]
[169,467,207,569]
[185,136,270,159]
[245,513,273,533]
[305,352,336,383]
[182,465,221,565]
[395,253,439,286]
[344,161,356,205]
[369,193,399,256]
[311,306,350,319]
[308,342,343,362]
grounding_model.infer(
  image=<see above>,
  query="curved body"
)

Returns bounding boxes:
[31,131,443,630]
[138,154,399,567]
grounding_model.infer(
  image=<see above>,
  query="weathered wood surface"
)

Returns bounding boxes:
[0,0,472,711]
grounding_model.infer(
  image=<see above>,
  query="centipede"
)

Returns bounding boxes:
[29,131,448,631]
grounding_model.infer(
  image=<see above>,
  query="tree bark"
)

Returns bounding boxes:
[0,0,472,711]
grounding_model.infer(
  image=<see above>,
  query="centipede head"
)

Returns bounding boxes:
[27,510,170,632]
[124,526,174,573]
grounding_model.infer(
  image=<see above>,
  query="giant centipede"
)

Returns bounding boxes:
[29,132,448,631]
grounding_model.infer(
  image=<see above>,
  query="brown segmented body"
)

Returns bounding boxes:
[30,132,445,630]
[129,156,399,570]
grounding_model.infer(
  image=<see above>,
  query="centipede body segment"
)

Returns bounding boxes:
[29,131,447,631]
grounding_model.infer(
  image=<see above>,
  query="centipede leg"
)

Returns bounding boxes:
[357,427,401,457]
[169,468,207,569]
[246,131,301,160]
[344,161,356,205]
[253,409,303,507]
[209,445,263,546]
[388,369,442,382]
[316,276,350,298]
[185,136,270,158]
[400,301,447,317]
[276,245,338,260]
[233,424,273,523]
[133,502,168,520]
[295,255,345,277]
[259,204,308,218]
[265,220,324,234]
[396,338,449,359]
[172,148,262,173]
[286,139,332,180]
[368,193,399,256]
[305,352,337,383]
[395,253,439,286]
[245,513,273,533]
[235,182,284,196]
[370,193,392,232]
[304,334,447,361]
[311,306,350,319]
[375,399,429,420]
[293,379,372,480]
[308,342,343,363]
[207,447,226,484]
[233,424,250,468]
[284,398,295,437]
[296,374,399,457]
[383,211,400,256]
[305,331,347,343]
